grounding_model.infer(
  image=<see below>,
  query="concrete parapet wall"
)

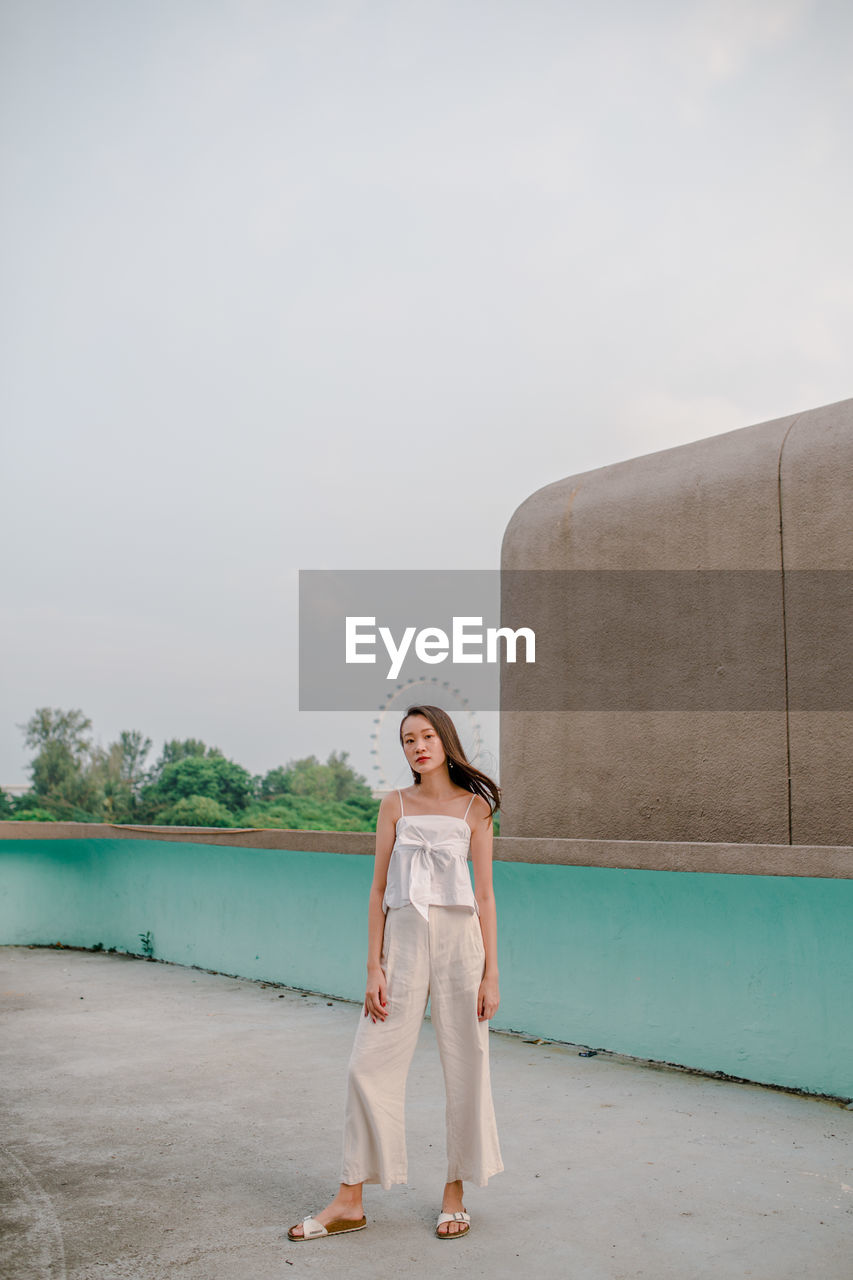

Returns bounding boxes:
[2,821,852,877]
[1,831,851,1098]
[500,396,853,845]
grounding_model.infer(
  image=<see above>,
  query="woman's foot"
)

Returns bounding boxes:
[436,1179,468,1238]
[288,1184,364,1240]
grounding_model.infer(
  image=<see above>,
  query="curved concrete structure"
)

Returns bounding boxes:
[779,400,853,844]
[500,396,853,844]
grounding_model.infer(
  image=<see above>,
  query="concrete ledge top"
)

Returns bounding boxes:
[2,821,852,878]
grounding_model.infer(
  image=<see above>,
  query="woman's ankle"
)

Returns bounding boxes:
[336,1182,364,1212]
[441,1179,464,1209]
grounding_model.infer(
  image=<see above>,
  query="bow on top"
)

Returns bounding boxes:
[395,822,468,921]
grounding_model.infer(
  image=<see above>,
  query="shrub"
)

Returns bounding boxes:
[155,795,236,828]
[7,806,58,823]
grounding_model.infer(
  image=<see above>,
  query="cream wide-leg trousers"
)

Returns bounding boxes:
[340,903,504,1190]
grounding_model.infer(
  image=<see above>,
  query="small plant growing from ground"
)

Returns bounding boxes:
[138,930,154,959]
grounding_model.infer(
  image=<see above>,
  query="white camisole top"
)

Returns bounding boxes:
[381,788,479,922]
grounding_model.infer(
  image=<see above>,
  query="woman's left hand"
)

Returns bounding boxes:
[477,974,500,1022]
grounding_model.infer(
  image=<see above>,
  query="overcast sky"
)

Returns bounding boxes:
[2,0,851,792]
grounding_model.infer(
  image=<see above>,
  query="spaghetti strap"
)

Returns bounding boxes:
[397,788,405,819]
[463,793,475,821]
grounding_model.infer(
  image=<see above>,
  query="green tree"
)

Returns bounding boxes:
[282,756,331,800]
[141,753,253,816]
[156,795,236,827]
[19,708,92,795]
[259,751,372,804]
[19,707,92,760]
[151,738,209,774]
[17,707,102,818]
[325,750,374,802]
[12,712,381,831]
[91,730,153,823]
[258,764,291,800]
[244,794,379,832]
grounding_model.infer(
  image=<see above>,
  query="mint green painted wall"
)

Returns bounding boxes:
[2,840,851,1098]
[0,840,373,1000]
[496,861,853,1100]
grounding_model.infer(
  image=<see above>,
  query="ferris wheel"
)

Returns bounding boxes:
[369,677,487,793]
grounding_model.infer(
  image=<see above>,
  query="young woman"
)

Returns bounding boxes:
[288,704,503,1242]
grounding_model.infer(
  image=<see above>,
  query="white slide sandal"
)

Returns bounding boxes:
[435,1210,471,1240]
[287,1214,367,1241]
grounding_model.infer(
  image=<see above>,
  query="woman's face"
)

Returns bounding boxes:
[401,714,447,777]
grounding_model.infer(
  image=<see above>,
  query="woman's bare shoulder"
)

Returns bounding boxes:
[469,792,493,823]
[378,789,407,822]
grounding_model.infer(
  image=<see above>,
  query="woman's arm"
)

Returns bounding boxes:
[363,792,397,1023]
[470,795,500,1022]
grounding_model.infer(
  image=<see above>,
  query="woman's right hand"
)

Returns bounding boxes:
[364,965,388,1023]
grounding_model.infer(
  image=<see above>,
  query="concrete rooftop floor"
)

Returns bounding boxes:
[1,944,851,1280]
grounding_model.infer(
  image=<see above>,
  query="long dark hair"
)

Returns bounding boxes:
[399,704,501,819]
